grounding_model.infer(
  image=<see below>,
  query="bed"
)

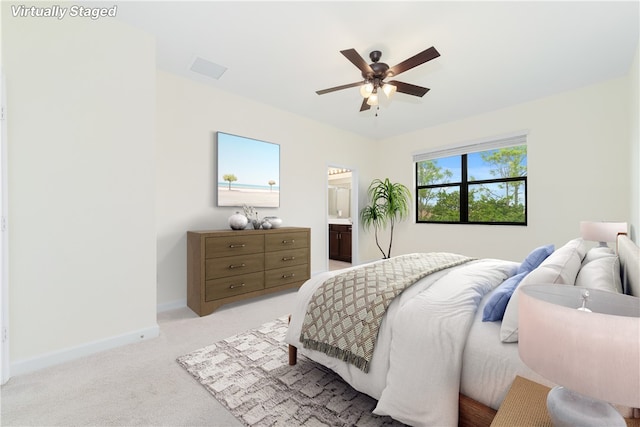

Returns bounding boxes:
[285,234,640,426]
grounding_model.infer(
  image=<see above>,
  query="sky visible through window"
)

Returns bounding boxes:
[433,149,527,182]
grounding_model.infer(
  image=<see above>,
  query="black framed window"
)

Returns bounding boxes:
[415,143,527,225]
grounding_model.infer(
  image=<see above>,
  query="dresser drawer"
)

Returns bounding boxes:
[265,231,309,252]
[205,272,264,301]
[265,248,308,270]
[205,235,264,258]
[205,253,264,279]
[265,264,309,289]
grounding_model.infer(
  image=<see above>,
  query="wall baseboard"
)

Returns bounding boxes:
[9,324,160,377]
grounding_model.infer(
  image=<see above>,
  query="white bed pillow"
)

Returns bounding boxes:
[576,255,623,294]
[582,246,616,265]
[500,238,587,343]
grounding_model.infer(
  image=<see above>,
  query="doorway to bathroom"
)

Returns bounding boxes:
[327,165,357,271]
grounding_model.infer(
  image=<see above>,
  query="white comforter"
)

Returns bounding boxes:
[285,256,518,427]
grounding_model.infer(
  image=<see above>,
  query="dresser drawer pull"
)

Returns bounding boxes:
[229,263,246,269]
[229,283,245,289]
[282,256,296,261]
[282,239,295,244]
[229,244,246,248]
[282,273,296,279]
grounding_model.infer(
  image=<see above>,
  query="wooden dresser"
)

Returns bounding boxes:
[187,227,310,316]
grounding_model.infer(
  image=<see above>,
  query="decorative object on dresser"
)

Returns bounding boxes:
[242,204,261,229]
[187,227,310,316]
[263,216,282,228]
[519,284,640,427]
[228,211,249,230]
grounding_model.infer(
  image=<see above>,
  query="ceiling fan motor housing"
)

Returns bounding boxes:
[364,50,390,80]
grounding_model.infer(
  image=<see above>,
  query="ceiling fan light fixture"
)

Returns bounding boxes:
[360,81,374,98]
[366,91,379,106]
[382,83,397,98]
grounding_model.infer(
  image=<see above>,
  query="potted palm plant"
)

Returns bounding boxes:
[360,178,412,259]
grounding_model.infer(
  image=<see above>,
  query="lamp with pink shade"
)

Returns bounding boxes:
[519,284,640,427]
[580,221,628,247]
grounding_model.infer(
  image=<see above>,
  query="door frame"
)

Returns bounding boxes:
[1,70,9,384]
[326,163,358,270]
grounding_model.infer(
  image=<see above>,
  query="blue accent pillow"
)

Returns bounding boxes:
[482,272,528,322]
[517,244,555,274]
[482,244,554,322]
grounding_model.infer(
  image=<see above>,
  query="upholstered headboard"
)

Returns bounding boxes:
[618,234,640,297]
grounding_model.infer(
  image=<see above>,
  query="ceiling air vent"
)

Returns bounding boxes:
[190,57,227,80]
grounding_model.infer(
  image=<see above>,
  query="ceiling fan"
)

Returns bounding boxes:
[316,46,440,112]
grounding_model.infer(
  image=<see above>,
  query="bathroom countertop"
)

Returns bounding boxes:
[328,218,352,225]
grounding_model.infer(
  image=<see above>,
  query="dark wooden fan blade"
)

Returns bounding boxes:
[388,80,430,97]
[341,49,374,75]
[316,81,363,95]
[387,46,440,77]
[360,98,371,112]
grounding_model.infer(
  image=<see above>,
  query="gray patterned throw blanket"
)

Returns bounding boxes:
[299,252,474,373]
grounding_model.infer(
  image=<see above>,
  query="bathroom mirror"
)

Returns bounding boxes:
[328,169,351,219]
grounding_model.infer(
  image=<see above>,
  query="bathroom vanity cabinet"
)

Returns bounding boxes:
[328,224,352,263]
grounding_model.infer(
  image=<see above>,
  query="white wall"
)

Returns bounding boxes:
[0,0,7,385]
[373,77,632,262]
[156,71,377,308]
[3,7,158,372]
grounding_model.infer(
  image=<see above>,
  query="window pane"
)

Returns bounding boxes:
[468,146,527,181]
[418,186,460,222]
[468,180,526,223]
[416,156,460,186]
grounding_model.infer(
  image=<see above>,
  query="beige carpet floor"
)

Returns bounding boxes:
[1,289,299,426]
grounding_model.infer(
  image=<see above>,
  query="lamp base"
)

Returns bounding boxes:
[546,386,625,427]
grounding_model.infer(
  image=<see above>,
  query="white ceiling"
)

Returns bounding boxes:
[112,1,639,140]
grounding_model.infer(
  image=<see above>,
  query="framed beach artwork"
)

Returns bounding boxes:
[216,132,280,207]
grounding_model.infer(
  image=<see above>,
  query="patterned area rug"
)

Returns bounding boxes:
[177,317,405,427]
